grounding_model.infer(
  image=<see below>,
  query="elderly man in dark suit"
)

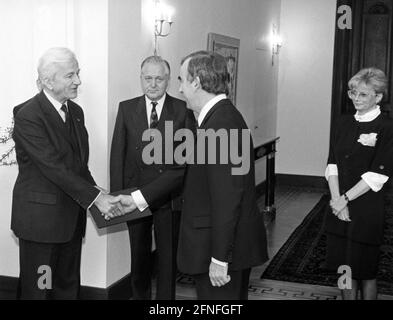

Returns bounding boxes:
[12,47,123,299]
[110,56,195,300]
[176,50,268,300]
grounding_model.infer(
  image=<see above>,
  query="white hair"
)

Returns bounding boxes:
[37,47,77,81]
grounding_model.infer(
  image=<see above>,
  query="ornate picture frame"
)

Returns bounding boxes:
[207,33,240,105]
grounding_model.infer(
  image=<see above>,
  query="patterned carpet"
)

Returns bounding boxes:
[261,194,393,296]
[175,274,342,300]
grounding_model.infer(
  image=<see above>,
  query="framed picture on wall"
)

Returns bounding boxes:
[207,33,240,105]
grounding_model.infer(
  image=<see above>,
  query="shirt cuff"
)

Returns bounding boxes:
[94,185,108,194]
[211,257,228,267]
[325,164,338,181]
[361,172,389,192]
[88,191,102,209]
[131,190,149,211]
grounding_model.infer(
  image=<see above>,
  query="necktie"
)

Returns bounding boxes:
[61,104,71,131]
[150,101,159,129]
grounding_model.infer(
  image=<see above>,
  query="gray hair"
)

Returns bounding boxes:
[348,67,388,95]
[141,55,170,76]
[37,47,77,81]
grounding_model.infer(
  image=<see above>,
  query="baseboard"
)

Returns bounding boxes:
[0,273,132,300]
[276,174,328,190]
[0,276,18,299]
[255,174,328,195]
[106,273,132,300]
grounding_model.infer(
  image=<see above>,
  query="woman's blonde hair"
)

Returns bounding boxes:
[348,67,388,95]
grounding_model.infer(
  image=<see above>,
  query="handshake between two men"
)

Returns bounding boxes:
[93,191,136,221]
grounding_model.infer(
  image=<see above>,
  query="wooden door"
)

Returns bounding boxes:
[331,0,393,123]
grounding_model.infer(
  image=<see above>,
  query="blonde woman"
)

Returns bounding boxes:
[325,67,393,300]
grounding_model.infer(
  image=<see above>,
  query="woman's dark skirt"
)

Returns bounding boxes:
[326,234,380,280]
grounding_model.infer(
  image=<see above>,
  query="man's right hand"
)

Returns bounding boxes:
[94,193,125,220]
[95,185,109,194]
[209,260,231,287]
[109,195,137,214]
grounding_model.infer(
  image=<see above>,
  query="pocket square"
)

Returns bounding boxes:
[358,133,377,147]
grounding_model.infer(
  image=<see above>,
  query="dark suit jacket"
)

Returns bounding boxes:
[177,99,268,275]
[11,91,99,243]
[110,94,195,208]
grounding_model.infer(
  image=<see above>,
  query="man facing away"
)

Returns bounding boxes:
[176,50,268,300]
[110,56,195,299]
[12,47,123,299]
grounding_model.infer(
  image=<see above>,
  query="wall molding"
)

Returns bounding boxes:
[256,174,328,197]
[0,275,18,300]
[276,174,328,190]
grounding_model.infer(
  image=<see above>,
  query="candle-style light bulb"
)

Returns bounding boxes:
[167,7,174,23]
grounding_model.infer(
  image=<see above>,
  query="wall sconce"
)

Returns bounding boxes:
[271,24,282,66]
[153,0,174,55]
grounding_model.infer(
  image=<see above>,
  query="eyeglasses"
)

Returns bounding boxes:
[347,89,377,100]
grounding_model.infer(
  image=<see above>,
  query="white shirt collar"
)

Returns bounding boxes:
[145,93,166,123]
[198,94,227,126]
[354,105,381,122]
[43,89,67,112]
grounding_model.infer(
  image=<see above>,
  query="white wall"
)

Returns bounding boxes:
[276,0,337,177]
[0,0,110,288]
[253,0,281,184]
[0,164,18,277]
[73,0,109,288]
[106,0,143,287]
[0,0,78,279]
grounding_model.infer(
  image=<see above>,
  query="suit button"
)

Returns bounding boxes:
[135,146,139,150]
[345,155,349,159]
[159,169,163,173]
[380,165,385,170]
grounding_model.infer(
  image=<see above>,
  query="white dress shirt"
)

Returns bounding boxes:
[43,90,68,122]
[198,94,227,126]
[325,106,389,192]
